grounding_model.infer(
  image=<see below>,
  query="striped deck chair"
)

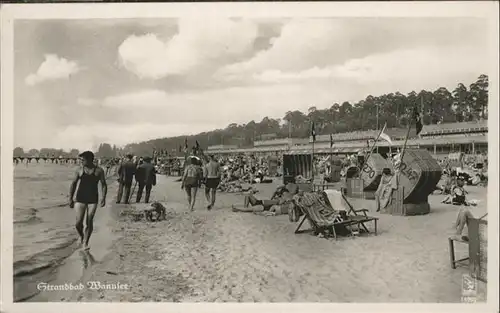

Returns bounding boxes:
[293,192,346,239]
[333,188,378,236]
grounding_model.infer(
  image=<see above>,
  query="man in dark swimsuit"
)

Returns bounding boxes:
[116,154,136,204]
[69,151,107,250]
[135,156,157,203]
[203,154,221,210]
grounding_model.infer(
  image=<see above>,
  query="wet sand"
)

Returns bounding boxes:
[40,175,487,303]
[24,178,122,302]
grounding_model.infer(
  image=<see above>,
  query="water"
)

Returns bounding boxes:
[13,162,118,301]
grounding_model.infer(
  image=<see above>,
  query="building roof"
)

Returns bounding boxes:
[420,120,488,135]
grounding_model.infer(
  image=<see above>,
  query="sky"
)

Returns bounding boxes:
[14,17,491,151]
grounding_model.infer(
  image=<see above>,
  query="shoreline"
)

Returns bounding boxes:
[20,176,122,302]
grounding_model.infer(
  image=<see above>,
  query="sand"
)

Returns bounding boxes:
[51,175,487,303]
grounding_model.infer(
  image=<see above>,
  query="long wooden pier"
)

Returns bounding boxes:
[13,156,80,164]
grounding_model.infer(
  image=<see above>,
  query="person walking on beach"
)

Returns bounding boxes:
[203,154,221,210]
[69,151,107,250]
[181,157,202,211]
[116,154,136,204]
[135,156,157,203]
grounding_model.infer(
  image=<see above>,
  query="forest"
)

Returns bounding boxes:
[14,74,488,158]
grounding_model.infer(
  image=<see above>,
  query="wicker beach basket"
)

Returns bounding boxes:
[359,154,392,191]
[396,149,442,203]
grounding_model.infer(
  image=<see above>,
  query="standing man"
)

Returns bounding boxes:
[203,154,222,210]
[135,156,157,203]
[116,154,136,204]
[69,151,107,250]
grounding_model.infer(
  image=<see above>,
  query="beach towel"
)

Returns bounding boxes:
[294,192,342,227]
[322,189,344,210]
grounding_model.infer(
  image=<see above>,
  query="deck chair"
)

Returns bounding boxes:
[293,192,345,239]
[321,188,378,236]
[335,188,378,235]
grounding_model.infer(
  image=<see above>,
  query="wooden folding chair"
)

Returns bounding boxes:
[337,188,378,235]
[294,193,345,239]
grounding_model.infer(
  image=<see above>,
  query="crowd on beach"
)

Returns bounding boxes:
[16,144,488,252]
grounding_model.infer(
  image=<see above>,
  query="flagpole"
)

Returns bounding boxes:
[400,97,422,164]
[311,122,315,183]
[364,123,386,168]
[330,139,333,160]
[400,117,413,163]
[329,137,333,183]
[312,139,315,182]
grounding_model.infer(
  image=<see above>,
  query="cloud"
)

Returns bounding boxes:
[247,44,488,93]
[25,54,83,86]
[77,97,99,107]
[62,85,330,131]
[102,90,168,108]
[52,123,220,151]
[255,67,336,83]
[217,18,488,82]
[117,19,259,79]
[14,18,491,151]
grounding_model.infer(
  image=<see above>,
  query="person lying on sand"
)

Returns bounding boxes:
[69,151,107,251]
[232,181,298,214]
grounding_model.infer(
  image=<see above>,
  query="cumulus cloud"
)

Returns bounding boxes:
[15,18,491,150]
[217,18,488,81]
[252,45,488,97]
[117,19,259,79]
[25,54,83,86]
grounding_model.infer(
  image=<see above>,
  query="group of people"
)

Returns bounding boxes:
[181,154,222,211]
[115,154,157,204]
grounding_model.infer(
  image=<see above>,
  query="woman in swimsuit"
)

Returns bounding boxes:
[181,157,202,211]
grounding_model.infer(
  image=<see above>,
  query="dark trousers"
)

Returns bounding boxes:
[136,183,153,203]
[117,182,132,203]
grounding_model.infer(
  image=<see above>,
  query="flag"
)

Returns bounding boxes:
[195,140,201,156]
[414,97,423,136]
[311,121,316,142]
[379,123,393,145]
[330,134,334,148]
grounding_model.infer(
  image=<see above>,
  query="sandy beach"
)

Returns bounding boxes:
[30,174,487,303]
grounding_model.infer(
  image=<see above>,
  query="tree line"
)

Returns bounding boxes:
[13,143,122,159]
[14,74,488,158]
